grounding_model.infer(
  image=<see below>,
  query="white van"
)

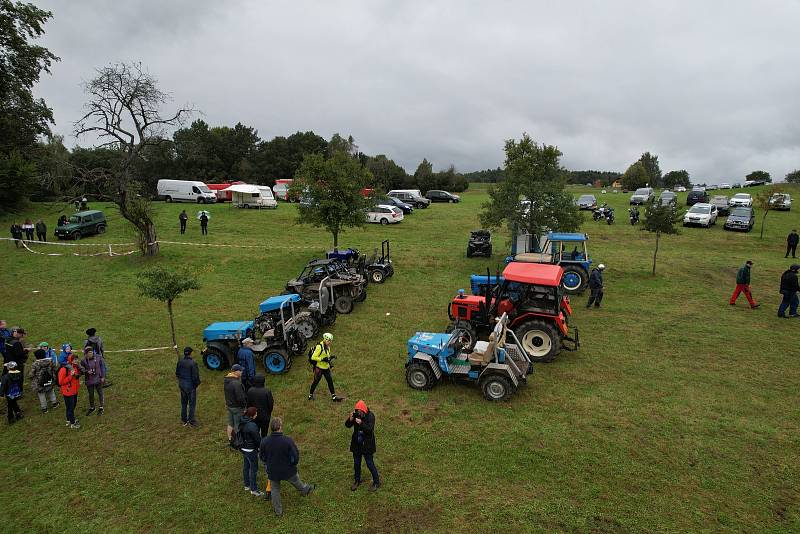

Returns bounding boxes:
[157,180,217,203]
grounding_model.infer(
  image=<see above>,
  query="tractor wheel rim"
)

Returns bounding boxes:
[297,321,314,338]
[562,272,581,291]
[409,370,427,388]
[266,353,286,373]
[207,355,221,369]
[372,271,383,282]
[486,381,506,399]
[522,330,552,357]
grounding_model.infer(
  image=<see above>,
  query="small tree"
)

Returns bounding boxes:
[785,170,800,184]
[137,267,200,357]
[663,170,691,189]
[755,186,785,239]
[621,161,649,191]
[642,200,682,275]
[291,151,375,248]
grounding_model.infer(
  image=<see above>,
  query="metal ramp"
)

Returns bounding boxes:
[449,361,471,375]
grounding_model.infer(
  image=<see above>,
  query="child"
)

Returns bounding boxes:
[58,354,81,429]
[59,343,74,367]
[30,349,59,413]
[1,361,24,423]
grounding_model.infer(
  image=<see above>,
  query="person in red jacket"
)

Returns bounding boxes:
[58,354,81,429]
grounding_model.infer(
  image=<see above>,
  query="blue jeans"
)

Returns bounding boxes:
[353,451,380,484]
[242,449,258,490]
[778,291,799,317]
[180,387,197,423]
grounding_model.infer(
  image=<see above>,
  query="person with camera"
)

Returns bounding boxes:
[345,399,380,491]
[308,333,342,402]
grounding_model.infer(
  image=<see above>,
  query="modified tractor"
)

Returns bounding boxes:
[466,229,492,258]
[507,231,593,294]
[285,258,367,314]
[327,240,394,284]
[447,262,579,363]
[406,313,531,401]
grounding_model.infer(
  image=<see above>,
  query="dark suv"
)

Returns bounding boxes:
[379,196,414,214]
[54,210,107,240]
[686,190,709,206]
[425,190,460,203]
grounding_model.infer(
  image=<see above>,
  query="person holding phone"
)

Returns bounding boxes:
[345,399,380,491]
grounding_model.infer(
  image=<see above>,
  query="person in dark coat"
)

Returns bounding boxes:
[787,230,799,259]
[6,328,29,389]
[0,320,10,359]
[224,365,246,443]
[729,260,759,308]
[179,210,188,234]
[1,361,24,423]
[246,373,273,437]
[237,338,256,390]
[175,346,201,426]
[10,223,23,248]
[35,219,47,242]
[345,399,380,491]
[239,406,264,496]
[258,417,315,517]
[777,264,800,318]
[586,264,606,308]
[199,212,209,235]
[79,346,106,416]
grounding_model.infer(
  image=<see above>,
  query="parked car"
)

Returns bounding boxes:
[724,207,755,232]
[576,194,597,210]
[54,210,107,240]
[658,191,677,207]
[768,193,792,211]
[686,189,709,206]
[710,195,730,215]
[367,205,404,225]
[378,196,414,214]
[706,184,718,191]
[630,187,655,205]
[675,186,687,192]
[387,189,430,208]
[719,183,731,189]
[425,190,461,203]
[683,203,718,227]
[157,179,217,203]
[729,193,753,207]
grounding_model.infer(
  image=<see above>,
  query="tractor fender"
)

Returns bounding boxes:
[411,353,442,380]
[205,341,233,366]
[479,363,519,387]
[512,312,569,337]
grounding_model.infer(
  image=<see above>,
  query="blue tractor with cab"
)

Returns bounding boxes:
[506,231,592,294]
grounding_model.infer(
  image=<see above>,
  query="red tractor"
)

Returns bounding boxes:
[447,262,579,362]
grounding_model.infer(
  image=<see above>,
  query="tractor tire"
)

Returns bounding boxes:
[355,286,367,302]
[406,362,436,391]
[370,269,385,284]
[263,348,292,374]
[334,294,353,314]
[561,266,588,294]
[445,320,476,351]
[203,346,228,371]
[293,312,318,340]
[514,320,560,363]
[479,374,515,401]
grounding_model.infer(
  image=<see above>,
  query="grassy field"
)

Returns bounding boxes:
[2,184,799,533]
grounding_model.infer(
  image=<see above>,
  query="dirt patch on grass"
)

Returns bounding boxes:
[357,504,441,534]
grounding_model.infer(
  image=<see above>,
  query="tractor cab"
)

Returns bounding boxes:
[507,231,592,294]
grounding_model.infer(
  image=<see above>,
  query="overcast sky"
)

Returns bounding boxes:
[32,0,800,183]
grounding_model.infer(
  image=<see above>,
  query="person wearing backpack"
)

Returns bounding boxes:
[37,341,58,368]
[1,361,24,423]
[79,346,106,416]
[58,354,82,429]
[30,349,59,413]
[308,333,342,402]
[345,399,380,491]
[238,406,264,497]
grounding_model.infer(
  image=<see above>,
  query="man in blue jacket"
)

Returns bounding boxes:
[237,338,256,391]
[259,417,315,517]
[175,346,201,427]
[586,264,606,309]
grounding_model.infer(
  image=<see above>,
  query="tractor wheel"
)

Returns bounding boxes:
[355,286,367,302]
[203,346,228,371]
[445,320,476,351]
[561,266,588,294]
[406,362,436,391]
[263,348,292,374]
[293,312,318,340]
[334,294,353,314]
[479,374,515,401]
[514,320,560,363]
[370,269,385,283]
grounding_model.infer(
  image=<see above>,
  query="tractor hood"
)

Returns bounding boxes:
[203,320,253,342]
[407,332,451,357]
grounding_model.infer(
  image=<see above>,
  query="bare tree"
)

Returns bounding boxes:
[73,62,193,255]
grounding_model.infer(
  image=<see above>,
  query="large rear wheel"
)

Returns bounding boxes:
[334,294,353,314]
[293,312,318,340]
[203,346,228,371]
[561,266,588,294]
[514,320,560,363]
[263,348,291,374]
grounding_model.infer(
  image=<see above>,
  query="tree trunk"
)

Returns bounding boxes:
[332,230,338,249]
[167,299,179,357]
[143,221,159,256]
[652,231,660,276]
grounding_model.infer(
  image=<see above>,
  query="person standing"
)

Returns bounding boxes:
[0,320,11,360]
[258,417,315,517]
[10,223,23,247]
[777,264,800,318]
[246,374,273,437]
[35,219,47,242]
[199,212,209,236]
[308,333,342,402]
[84,328,105,357]
[29,348,58,413]
[239,406,264,497]
[345,399,380,492]
[79,346,105,416]
[179,210,188,235]
[729,260,760,309]
[58,343,74,367]
[37,341,58,367]
[7,328,29,389]
[586,264,606,309]
[58,353,81,429]
[22,218,34,241]
[787,229,799,259]
[224,365,247,443]
[176,346,201,427]
[237,338,256,390]
[1,362,24,423]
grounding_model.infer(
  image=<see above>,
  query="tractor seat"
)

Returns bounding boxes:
[468,335,496,366]
[514,253,553,263]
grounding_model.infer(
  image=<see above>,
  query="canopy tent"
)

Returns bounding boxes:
[221,184,262,194]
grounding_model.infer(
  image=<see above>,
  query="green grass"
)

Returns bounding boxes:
[2,185,799,533]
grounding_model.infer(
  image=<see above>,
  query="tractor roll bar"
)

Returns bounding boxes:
[279,297,296,343]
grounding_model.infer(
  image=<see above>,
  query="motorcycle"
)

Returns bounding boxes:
[629,208,640,225]
[593,204,614,224]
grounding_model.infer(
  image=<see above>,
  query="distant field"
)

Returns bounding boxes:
[1,184,799,533]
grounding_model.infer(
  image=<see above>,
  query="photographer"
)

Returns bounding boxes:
[308,333,342,402]
[345,399,380,491]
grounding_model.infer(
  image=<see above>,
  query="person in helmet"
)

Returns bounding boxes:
[308,333,342,402]
[586,264,606,309]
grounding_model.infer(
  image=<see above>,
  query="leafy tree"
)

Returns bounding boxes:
[414,158,435,193]
[755,186,784,239]
[621,161,649,191]
[639,152,662,187]
[291,151,375,248]
[0,150,36,210]
[480,134,581,236]
[464,167,505,183]
[565,170,622,186]
[327,133,358,158]
[746,170,771,183]
[663,170,691,189]
[642,199,682,275]
[33,135,71,200]
[255,131,327,183]
[366,154,408,191]
[786,169,800,183]
[137,268,200,357]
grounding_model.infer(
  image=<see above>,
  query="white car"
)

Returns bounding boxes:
[719,183,731,189]
[683,203,718,227]
[729,193,753,207]
[769,193,792,211]
[367,205,404,225]
[675,186,687,192]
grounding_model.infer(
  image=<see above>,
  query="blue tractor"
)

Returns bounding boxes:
[405,313,532,401]
[201,294,310,374]
[506,231,592,294]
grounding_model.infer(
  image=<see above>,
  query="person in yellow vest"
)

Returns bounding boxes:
[308,333,342,402]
